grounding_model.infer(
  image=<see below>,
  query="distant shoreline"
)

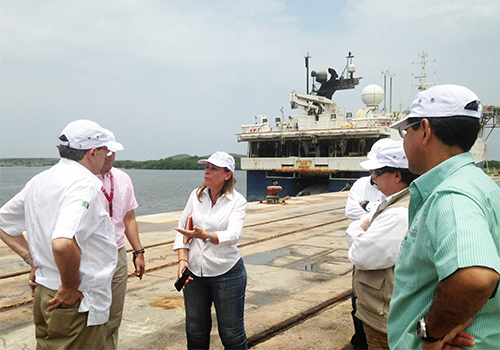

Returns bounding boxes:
[0,155,244,170]
[1,157,498,174]
[0,158,59,167]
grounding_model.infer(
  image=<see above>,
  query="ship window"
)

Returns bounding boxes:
[267,171,296,178]
[346,112,353,119]
[331,114,337,119]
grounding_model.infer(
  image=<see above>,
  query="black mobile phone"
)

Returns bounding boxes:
[174,267,191,292]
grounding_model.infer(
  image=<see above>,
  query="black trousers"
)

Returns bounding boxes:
[351,289,368,349]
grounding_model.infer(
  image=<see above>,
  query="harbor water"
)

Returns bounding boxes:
[0,167,247,216]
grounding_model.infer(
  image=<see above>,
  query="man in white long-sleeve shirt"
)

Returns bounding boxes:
[346,141,418,349]
[345,138,394,350]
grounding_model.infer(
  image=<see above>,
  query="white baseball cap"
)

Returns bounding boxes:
[102,128,124,152]
[367,138,395,160]
[360,141,408,170]
[390,84,482,130]
[59,120,111,150]
[198,151,235,173]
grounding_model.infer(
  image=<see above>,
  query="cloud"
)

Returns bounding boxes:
[1,0,499,160]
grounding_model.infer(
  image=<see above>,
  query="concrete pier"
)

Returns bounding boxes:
[0,191,357,349]
[3,175,498,349]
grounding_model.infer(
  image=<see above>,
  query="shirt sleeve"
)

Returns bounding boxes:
[0,184,29,236]
[345,178,368,220]
[215,194,247,245]
[429,192,500,281]
[346,211,372,247]
[348,207,408,270]
[52,184,102,243]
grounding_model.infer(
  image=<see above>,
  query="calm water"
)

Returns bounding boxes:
[0,167,247,216]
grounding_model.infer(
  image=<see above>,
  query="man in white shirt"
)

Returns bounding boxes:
[345,138,394,350]
[0,120,118,350]
[346,141,418,349]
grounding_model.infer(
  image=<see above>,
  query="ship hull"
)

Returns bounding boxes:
[245,154,486,202]
[246,169,368,202]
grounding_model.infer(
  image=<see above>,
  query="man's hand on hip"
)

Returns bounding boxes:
[47,285,83,311]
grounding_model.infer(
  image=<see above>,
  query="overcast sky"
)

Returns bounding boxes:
[1,0,499,161]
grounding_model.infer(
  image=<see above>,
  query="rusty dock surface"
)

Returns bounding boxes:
[1,191,357,349]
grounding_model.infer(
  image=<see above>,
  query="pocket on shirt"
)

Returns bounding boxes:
[394,236,418,291]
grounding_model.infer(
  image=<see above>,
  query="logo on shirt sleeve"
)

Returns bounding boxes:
[82,201,90,209]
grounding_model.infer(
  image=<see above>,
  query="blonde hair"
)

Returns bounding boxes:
[196,168,236,202]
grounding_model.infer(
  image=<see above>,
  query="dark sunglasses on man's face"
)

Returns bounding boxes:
[374,167,398,177]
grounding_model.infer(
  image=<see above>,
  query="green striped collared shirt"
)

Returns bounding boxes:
[387,152,500,350]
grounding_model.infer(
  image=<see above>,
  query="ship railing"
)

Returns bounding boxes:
[236,127,392,143]
[241,124,272,133]
[350,117,395,128]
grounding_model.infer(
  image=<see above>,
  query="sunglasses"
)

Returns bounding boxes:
[374,167,398,177]
[97,146,113,157]
[398,120,421,138]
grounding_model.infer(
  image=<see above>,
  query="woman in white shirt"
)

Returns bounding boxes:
[174,151,248,349]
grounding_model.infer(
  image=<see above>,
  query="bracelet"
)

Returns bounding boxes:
[133,248,145,257]
[178,258,189,263]
[23,253,33,265]
[204,231,212,244]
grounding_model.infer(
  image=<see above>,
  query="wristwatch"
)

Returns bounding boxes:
[204,231,212,244]
[416,318,443,343]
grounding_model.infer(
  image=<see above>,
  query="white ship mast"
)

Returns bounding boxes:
[413,51,436,90]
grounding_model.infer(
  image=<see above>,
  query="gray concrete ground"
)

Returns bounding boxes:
[2,175,499,350]
[0,190,357,350]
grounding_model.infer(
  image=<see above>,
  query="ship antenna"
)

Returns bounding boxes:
[381,70,396,112]
[412,51,436,90]
[305,52,311,94]
[341,51,354,78]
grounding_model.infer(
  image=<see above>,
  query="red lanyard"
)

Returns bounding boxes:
[101,171,114,217]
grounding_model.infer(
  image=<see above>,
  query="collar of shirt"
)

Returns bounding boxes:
[60,158,103,190]
[96,168,112,183]
[376,186,408,208]
[201,186,236,203]
[386,187,410,205]
[371,187,409,223]
[409,152,474,204]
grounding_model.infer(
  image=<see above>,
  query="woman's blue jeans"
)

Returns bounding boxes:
[183,258,248,350]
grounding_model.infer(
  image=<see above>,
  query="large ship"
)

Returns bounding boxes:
[237,52,499,202]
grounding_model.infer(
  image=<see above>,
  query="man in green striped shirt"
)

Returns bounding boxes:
[388,85,500,350]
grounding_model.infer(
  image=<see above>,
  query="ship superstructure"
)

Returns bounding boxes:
[237,53,404,201]
[237,52,497,201]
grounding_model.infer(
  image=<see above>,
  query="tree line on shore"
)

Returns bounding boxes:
[113,155,242,170]
[0,155,243,170]
[0,157,498,174]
